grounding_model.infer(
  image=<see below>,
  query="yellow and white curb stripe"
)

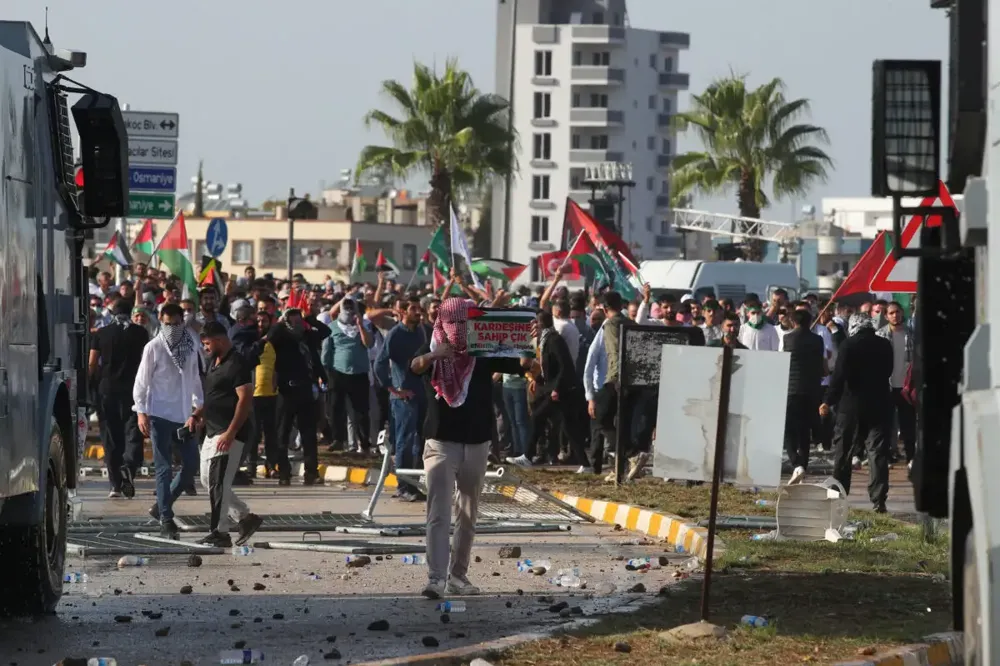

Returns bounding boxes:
[835,631,963,666]
[255,463,399,488]
[550,491,720,560]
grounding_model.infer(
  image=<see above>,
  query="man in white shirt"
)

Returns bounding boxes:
[134,302,204,540]
[738,300,780,351]
[551,299,581,366]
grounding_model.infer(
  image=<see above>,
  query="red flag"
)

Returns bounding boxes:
[538,250,580,280]
[829,231,890,302]
[563,198,637,265]
[433,263,448,291]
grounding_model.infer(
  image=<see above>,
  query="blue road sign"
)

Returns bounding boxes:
[206,218,228,258]
[129,166,177,193]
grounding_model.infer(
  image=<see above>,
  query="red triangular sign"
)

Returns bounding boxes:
[869,180,957,293]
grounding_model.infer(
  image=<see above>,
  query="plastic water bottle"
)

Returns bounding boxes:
[626,557,652,568]
[117,555,149,568]
[344,555,368,563]
[754,499,772,507]
[401,554,426,565]
[231,545,254,556]
[64,571,89,593]
[293,656,310,666]
[741,615,768,628]
[870,532,899,542]
[436,601,466,613]
[87,659,117,666]
[218,649,264,664]
[515,559,533,572]
[549,568,582,588]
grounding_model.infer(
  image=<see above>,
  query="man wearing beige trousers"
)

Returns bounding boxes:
[410,298,533,599]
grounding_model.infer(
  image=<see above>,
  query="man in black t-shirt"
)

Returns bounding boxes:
[409,298,531,600]
[782,308,827,484]
[193,322,263,547]
[88,299,149,498]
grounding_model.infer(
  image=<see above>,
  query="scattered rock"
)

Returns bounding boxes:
[253,583,266,591]
[367,619,390,631]
[570,606,584,615]
[530,567,547,576]
[498,546,521,559]
[325,635,337,643]
[451,631,468,639]
[375,556,383,561]
[230,585,240,592]
[262,573,269,578]
[474,555,482,563]
[857,646,877,656]
[346,556,371,568]
[272,613,284,620]
[187,555,202,568]
[154,627,170,638]
[614,641,631,653]
[229,609,240,617]
[233,640,246,649]
[440,614,451,624]
[657,586,671,597]
[179,585,193,595]
[613,524,623,531]
[627,583,646,594]
[548,601,569,613]
[538,596,554,604]
[421,636,439,647]
[658,555,669,567]
[227,579,235,586]
[113,615,132,624]
[516,589,524,596]
[253,617,263,623]
[505,601,512,608]
[659,621,727,645]
[491,571,501,577]
[323,648,342,660]
[559,608,572,617]
[230,623,242,629]
[113,588,123,596]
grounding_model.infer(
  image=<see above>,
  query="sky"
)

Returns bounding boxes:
[8,0,949,222]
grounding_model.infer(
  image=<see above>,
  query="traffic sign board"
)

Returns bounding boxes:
[128,193,176,219]
[869,180,956,293]
[206,218,228,257]
[128,138,178,166]
[129,166,177,193]
[122,111,179,139]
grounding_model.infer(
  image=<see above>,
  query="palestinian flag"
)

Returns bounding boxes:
[132,219,154,256]
[432,263,463,295]
[427,224,450,267]
[470,258,527,283]
[92,230,133,267]
[415,249,434,275]
[618,251,645,288]
[538,250,579,280]
[566,231,605,276]
[563,198,638,266]
[827,231,911,311]
[351,239,367,276]
[375,249,401,276]
[153,212,198,299]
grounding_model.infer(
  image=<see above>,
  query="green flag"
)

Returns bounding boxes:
[428,224,449,267]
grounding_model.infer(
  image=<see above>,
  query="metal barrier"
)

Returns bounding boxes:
[67,532,226,557]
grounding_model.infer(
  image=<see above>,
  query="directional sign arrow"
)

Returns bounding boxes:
[160,120,176,130]
[157,200,172,212]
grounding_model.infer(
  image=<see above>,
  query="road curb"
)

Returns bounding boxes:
[834,631,964,666]
[549,491,721,560]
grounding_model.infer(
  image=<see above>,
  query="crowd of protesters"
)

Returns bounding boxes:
[87,258,916,587]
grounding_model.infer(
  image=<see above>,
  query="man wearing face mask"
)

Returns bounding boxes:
[738,300,780,351]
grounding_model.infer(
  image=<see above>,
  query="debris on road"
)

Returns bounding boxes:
[498,545,521,558]
[345,555,371,568]
[323,648,341,660]
[113,615,131,623]
[367,619,390,631]
[253,583,266,591]
[614,641,632,653]
[154,627,170,637]
[421,636,439,647]
[179,585,193,594]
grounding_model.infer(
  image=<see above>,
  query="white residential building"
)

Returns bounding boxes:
[492,0,691,280]
[823,193,964,239]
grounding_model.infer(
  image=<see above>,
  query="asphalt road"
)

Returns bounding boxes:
[0,477,688,666]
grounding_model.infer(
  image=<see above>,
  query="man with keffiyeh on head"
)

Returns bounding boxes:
[409,298,535,600]
[133,302,205,539]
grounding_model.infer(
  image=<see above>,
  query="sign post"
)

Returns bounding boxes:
[125,110,180,221]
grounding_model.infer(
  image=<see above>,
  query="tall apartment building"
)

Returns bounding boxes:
[492,0,690,280]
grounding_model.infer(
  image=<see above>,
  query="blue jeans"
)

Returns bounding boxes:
[391,396,426,494]
[149,415,198,522]
[502,386,530,457]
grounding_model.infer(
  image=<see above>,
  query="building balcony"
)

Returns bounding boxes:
[659,32,691,49]
[816,236,843,255]
[568,190,592,205]
[532,26,559,44]
[569,149,624,163]
[571,66,626,86]
[570,108,624,125]
[529,200,558,210]
[655,234,682,249]
[655,195,671,209]
[658,72,690,89]
[571,25,626,44]
[657,154,672,169]
[657,113,674,130]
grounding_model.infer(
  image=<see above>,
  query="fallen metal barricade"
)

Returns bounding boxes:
[66,532,226,557]
[173,512,373,533]
[336,522,572,537]
[70,516,161,534]
[253,538,425,555]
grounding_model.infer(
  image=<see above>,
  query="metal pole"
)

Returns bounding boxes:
[500,0,518,260]
[286,187,295,282]
[116,217,127,284]
[616,184,625,237]
[701,344,734,622]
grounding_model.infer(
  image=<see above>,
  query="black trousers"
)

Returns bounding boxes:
[278,386,318,478]
[527,390,588,463]
[329,370,371,451]
[99,391,143,491]
[588,417,605,475]
[784,392,817,470]
[831,406,890,506]
[891,387,917,462]
[253,396,279,471]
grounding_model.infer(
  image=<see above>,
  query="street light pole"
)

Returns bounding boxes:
[286,187,296,282]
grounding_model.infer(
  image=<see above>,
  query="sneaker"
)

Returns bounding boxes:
[626,452,649,482]
[851,456,862,469]
[303,474,325,486]
[402,490,427,503]
[198,530,232,548]
[236,513,264,546]
[183,486,198,497]
[873,501,888,514]
[446,575,481,596]
[604,469,617,482]
[120,467,135,499]
[506,455,532,468]
[160,519,180,540]
[277,477,291,487]
[789,466,806,485]
[232,471,253,486]
[148,503,161,521]
[576,466,594,475]
[108,490,122,499]
[908,460,913,472]
[421,579,445,600]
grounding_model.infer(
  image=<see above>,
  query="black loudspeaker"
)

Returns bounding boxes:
[946,0,987,193]
[71,93,129,218]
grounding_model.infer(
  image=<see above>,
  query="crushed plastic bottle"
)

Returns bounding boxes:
[680,557,700,571]
[401,554,426,565]
[870,532,899,542]
[117,555,149,568]
[344,555,369,564]
[293,655,310,666]
[626,557,651,568]
[675,545,686,554]
[741,615,768,628]
[751,530,779,541]
[87,659,117,666]
[754,499,773,507]
[549,568,583,588]
[515,559,534,572]
[64,571,89,594]
[436,601,466,613]
[218,649,264,664]
[231,545,254,556]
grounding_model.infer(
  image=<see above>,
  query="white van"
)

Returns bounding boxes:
[639,259,801,304]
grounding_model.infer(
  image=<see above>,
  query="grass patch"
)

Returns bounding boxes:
[493,572,951,666]
[316,449,382,469]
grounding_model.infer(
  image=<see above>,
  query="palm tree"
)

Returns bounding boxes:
[670,75,833,260]
[356,60,518,231]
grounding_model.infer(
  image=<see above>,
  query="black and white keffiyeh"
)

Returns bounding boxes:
[159,324,195,371]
